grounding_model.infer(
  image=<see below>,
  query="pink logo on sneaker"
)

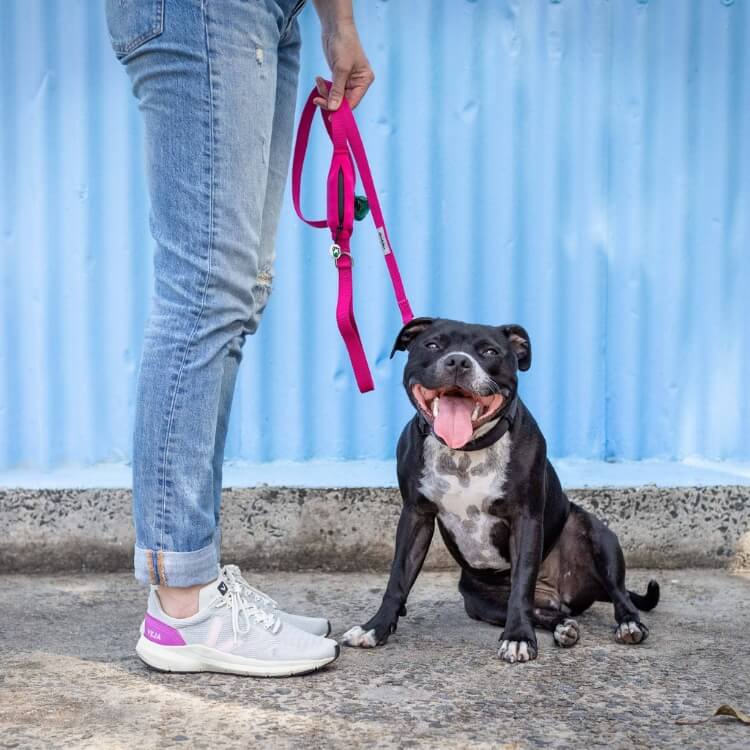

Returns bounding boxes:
[144,613,186,646]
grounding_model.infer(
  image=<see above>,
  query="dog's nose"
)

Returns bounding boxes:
[445,355,472,371]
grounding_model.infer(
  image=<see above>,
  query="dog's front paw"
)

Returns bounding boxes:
[342,609,400,648]
[614,619,649,645]
[553,618,580,648]
[498,639,538,664]
[341,625,380,648]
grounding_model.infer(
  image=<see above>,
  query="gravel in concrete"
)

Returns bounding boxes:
[1,569,749,749]
[2,485,749,573]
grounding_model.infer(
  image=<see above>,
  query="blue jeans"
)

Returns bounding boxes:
[106,0,304,586]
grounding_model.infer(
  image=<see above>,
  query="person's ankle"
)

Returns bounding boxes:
[156,584,204,619]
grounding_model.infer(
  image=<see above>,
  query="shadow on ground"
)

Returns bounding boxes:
[1,569,748,749]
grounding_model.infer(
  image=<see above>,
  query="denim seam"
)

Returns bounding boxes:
[145,549,158,585]
[156,0,217,551]
[280,0,306,42]
[111,0,164,57]
[157,550,168,585]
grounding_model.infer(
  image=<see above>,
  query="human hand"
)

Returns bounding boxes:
[312,19,374,110]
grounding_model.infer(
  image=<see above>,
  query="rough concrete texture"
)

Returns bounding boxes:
[1,485,749,573]
[1,570,749,749]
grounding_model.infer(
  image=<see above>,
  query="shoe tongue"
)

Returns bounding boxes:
[199,574,229,610]
[434,395,475,449]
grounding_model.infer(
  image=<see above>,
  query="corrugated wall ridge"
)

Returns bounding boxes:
[1,0,748,470]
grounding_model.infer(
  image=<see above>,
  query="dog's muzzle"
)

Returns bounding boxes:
[411,384,506,449]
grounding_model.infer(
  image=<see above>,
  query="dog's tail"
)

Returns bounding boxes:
[628,579,660,611]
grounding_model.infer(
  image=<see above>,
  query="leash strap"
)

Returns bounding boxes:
[291,85,414,392]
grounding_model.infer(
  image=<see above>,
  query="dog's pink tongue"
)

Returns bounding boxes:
[434,396,475,449]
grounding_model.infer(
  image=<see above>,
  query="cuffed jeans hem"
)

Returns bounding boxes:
[134,542,220,587]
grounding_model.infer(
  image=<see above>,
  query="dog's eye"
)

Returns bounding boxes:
[425,341,440,350]
[481,347,499,357]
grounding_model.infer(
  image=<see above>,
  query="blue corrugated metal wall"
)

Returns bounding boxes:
[1,0,748,471]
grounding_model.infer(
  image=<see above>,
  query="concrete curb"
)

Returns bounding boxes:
[1,485,749,573]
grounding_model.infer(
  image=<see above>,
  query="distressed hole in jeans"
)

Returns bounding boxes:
[253,266,274,316]
[255,47,264,65]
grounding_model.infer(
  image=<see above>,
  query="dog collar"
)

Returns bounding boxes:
[417,396,519,451]
[460,397,518,451]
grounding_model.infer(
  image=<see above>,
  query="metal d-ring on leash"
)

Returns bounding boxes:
[291,82,414,393]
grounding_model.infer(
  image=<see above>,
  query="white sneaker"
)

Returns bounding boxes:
[136,569,340,677]
[222,564,331,637]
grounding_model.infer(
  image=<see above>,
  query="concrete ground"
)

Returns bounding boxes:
[1,569,749,749]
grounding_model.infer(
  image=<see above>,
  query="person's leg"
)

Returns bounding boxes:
[108,0,286,597]
[208,15,303,566]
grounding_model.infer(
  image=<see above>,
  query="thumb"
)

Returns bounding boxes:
[328,66,348,111]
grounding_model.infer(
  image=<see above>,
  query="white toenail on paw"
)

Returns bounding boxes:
[342,625,377,648]
[498,639,534,663]
[615,620,646,644]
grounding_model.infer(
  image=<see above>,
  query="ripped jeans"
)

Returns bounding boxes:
[106,0,304,586]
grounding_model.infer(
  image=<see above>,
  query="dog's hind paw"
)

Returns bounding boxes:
[614,619,649,645]
[498,639,537,664]
[553,618,580,648]
[341,625,379,648]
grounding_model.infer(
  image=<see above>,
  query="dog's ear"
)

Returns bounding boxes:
[390,317,436,358]
[499,324,531,371]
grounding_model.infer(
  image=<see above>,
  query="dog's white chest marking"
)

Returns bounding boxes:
[419,434,512,570]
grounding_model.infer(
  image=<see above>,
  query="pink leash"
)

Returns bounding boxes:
[291,85,414,393]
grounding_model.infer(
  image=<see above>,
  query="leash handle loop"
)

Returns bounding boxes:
[291,88,329,228]
[291,84,414,393]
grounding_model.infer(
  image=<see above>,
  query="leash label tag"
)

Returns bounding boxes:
[377,227,392,256]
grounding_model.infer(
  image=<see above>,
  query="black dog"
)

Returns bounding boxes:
[342,318,659,663]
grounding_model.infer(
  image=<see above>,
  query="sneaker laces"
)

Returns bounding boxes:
[222,564,279,610]
[215,567,281,641]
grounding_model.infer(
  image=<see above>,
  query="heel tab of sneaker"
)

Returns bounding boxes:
[147,588,167,618]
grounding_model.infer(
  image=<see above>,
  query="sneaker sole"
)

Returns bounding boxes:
[136,636,340,677]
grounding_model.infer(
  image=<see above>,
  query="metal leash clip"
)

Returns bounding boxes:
[330,243,352,267]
